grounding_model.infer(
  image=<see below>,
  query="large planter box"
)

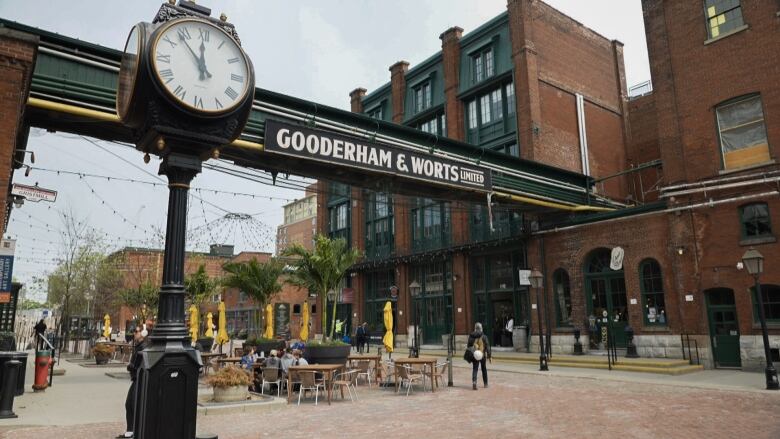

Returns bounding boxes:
[244,341,279,357]
[95,354,111,365]
[196,338,214,352]
[212,385,248,402]
[304,345,351,365]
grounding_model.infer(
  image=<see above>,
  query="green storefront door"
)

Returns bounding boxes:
[415,296,452,345]
[705,288,741,368]
[587,276,629,348]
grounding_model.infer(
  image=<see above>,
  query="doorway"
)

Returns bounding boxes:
[585,249,629,347]
[705,288,741,368]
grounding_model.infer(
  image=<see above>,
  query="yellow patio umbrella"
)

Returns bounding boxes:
[300,300,310,341]
[216,301,229,345]
[205,312,214,338]
[382,301,393,353]
[264,304,274,339]
[188,304,199,342]
[102,314,111,339]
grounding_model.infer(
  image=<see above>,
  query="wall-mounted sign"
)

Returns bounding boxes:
[518,269,531,286]
[685,294,694,302]
[629,298,637,305]
[12,183,57,202]
[341,287,354,304]
[265,119,492,192]
[0,240,15,296]
[0,293,10,303]
[610,246,624,270]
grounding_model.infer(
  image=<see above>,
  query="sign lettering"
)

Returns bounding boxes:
[264,120,492,192]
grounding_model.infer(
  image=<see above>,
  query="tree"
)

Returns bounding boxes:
[184,263,220,334]
[221,258,284,338]
[116,280,159,326]
[283,234,361,340]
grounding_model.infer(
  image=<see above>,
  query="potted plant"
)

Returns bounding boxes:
[205,365,252,402]
[221,258,284,341]
[197,336,214,352]
[92,343,115,365]
[303,339,351,365]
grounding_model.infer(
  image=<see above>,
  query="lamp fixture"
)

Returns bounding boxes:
[676,246,685,255]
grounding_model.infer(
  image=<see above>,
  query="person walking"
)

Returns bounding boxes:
[33,319,47,351]
[467,322,491,390]
[356,322,367,353]
[118,326,145,439]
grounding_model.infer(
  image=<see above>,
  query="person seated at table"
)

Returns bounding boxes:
[265,349,281,370]
[280,348,294,377]
[291,349,308,366]
[240,346,255,370]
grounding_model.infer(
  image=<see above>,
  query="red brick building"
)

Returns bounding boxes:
[275,183,317,255]
[325,0,780,370]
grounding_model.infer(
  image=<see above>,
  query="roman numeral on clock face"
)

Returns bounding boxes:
[156,52,170,64]
[173,85,186,100]
[177,27,191,40]
[224,87,238,100]
[193,96,204,109]
[231,74,243,83]
[159,69,174,84]
[198,28,209,42]
[215,97,224,109]
[162,35,177,48]
[227,57,240,64]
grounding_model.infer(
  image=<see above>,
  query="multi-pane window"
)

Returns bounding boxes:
[330,203,348,231]
[418,114,446,136]
[467,101,478,130]
[490,89,503,122]
[411,199,450,251]
[553,269,572,327]
[491,142,519,157]
[365,269,395,330]
[717,95,770,170]
[367,106,383,120]
[752,284,780,323]
[328,183,350,242]
[414,82,432,113]
[365,192,394,259]
[506,83,515,116]
[472,47,494,83]
[704,0,744,39]
[740,203,773,239]
[480,95,492,124]
[640,259,667,325]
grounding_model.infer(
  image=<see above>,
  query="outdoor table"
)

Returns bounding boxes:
[348,353,382,381]
[287,363,344,405]
[102,342,131,362]
[393,356,437,393]
[200,352,226,375]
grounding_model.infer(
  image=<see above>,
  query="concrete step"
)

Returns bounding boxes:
[419,349,704,375]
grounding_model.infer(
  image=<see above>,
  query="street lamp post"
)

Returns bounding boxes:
[409,281,421,358]
[529,268,548,371]
[741,248,779,390]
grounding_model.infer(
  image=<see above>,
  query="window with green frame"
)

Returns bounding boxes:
[367,106,383,120]
[365,192,394,259]
[553,269,572,327]
[472,47,494,83]
[740,203,773,239]
[751,284,780,323]
[640,259,667,325]
[364,269,395,330]
[704,0,744,39]
[418,113,446,137]
[327,182,350,243]
[413,81,432,113]
[411,198,450,252]
[465,81,516,145]
[470,204,523,242]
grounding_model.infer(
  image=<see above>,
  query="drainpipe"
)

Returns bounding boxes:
[576,93,590,177]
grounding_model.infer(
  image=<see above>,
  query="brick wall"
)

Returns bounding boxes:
[626,94,662,203]
[0,28,37,233]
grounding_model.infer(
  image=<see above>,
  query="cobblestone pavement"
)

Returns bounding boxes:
[3,365,780,439]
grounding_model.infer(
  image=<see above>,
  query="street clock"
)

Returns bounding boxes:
[117,3,255,157]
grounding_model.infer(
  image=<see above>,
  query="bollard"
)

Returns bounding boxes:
[0,360,21,419]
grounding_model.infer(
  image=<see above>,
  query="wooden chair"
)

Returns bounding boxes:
[355,360,373,387]
[395,364,424,396]
[429,361,448,389]
[233,347,243,357]
[261,367,281,397]
[331,370,359,402]
[297,371,325,405]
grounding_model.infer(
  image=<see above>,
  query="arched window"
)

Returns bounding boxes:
[586,248,614,274]
[553,269,572,327]
[640,259,666,325]
[751,284,780,324]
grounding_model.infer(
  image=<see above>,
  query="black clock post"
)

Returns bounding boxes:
[116,2,254,438]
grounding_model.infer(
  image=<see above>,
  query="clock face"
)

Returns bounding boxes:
[151,19,250,114]
[117,24,141,120]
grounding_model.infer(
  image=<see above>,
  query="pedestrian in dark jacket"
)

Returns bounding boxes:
[33,319,47,351]
[118,326,145,439]
[467,322,491,390]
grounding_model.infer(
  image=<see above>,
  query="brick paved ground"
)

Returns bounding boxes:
[3,364,780,439]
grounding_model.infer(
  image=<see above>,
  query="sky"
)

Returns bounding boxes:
[0,0,650,301]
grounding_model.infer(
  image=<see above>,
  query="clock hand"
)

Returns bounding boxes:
[198,41,213,80]
[179,33,204,76]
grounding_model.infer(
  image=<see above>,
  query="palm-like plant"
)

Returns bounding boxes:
[221,258,284,337]
[283,234,361,340]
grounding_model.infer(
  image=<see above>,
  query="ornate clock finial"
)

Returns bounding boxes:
[219,12,227,22]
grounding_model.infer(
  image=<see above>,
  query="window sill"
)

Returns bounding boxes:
[753,323,780,330]
[739,236,777,246]
[704,24,749,45]
[640,325,671,333]
[719,159,776,175]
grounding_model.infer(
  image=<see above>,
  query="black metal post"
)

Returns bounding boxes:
[0,360,21,419]
[134,154,203,438]
[535,286,548,371]
[447,322,454,387]
[753,277,779,390]
[412,298,419,358]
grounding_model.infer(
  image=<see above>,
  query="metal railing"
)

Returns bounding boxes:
[680,334,701,366]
